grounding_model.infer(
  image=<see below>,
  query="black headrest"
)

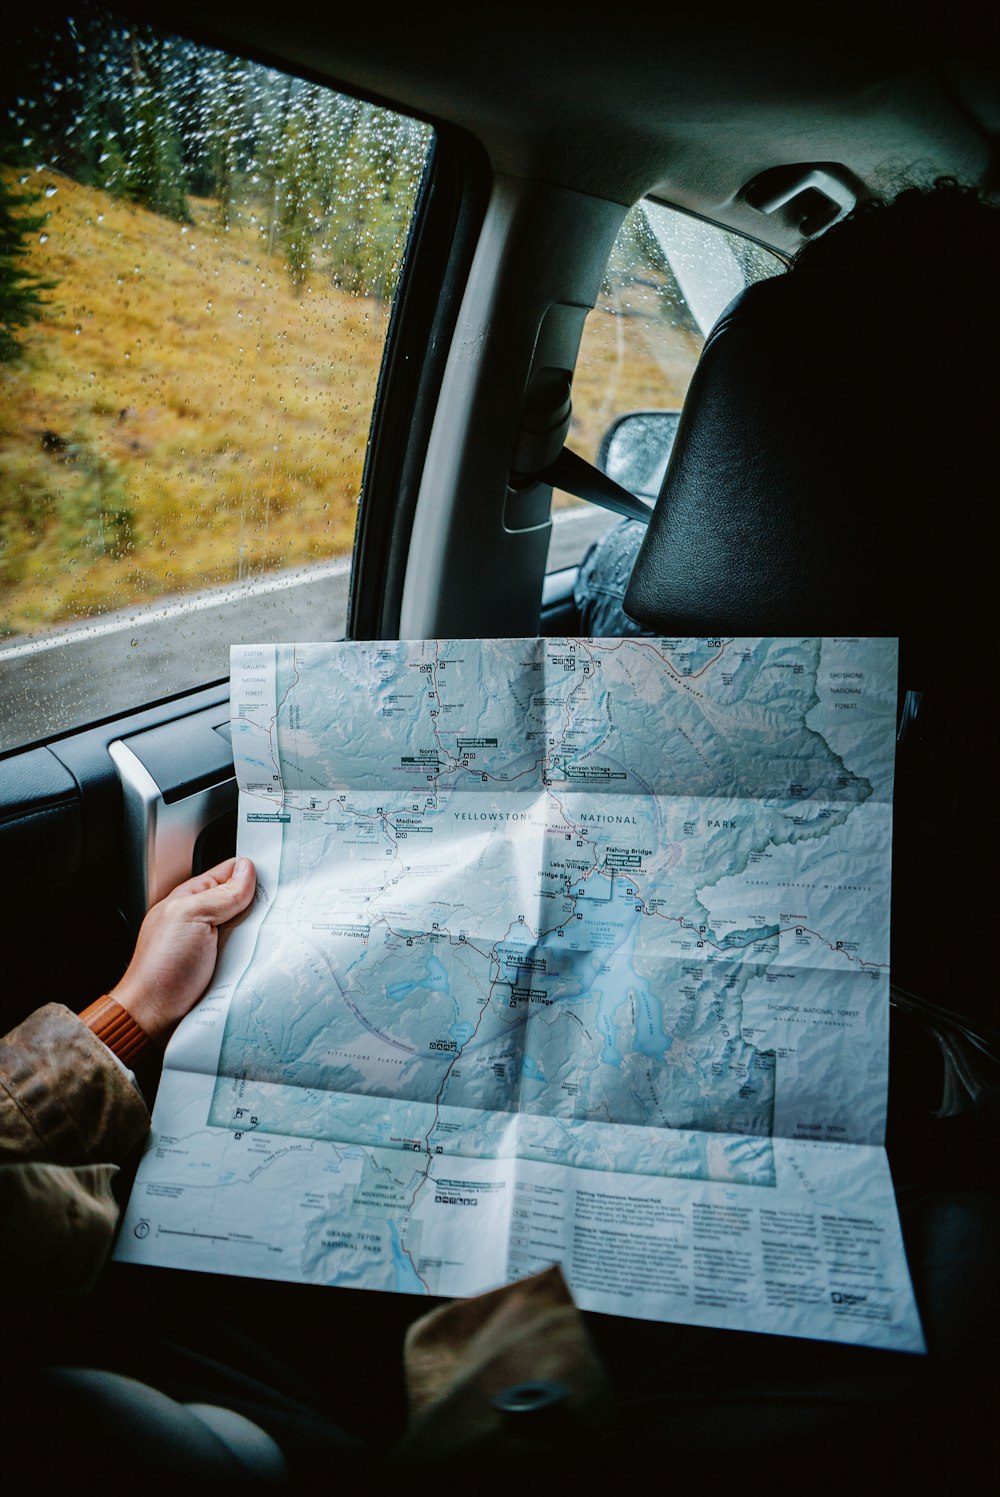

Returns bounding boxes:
[622,270,986,640]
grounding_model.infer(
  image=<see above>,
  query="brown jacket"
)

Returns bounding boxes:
[0,1004,608,1452]
[0,1003,150,1293]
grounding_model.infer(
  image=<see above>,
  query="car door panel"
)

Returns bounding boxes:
[1,682,235,1025]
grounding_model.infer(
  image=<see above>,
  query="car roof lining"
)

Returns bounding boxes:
[128,6,997,251]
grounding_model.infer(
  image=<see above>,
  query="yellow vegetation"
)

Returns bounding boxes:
[0,168,698,636]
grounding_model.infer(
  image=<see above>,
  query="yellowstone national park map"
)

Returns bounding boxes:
[117,636,923,1353]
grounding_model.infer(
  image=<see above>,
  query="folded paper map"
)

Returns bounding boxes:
[118,636,923,1352]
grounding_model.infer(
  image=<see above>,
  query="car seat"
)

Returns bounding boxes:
[617,249,998,1377]
[622,256,994,1031]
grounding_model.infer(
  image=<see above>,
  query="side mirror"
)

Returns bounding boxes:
[596,410,681,502]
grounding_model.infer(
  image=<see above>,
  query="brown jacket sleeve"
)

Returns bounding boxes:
[0,1161,122,1293]
[0,1003,150,1166]
[0,1004,151,1293]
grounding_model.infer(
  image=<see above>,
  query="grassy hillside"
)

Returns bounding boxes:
[0,169,697,636]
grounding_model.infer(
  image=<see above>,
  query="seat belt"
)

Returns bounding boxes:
[510,365,651,526]
[534,447,653,528]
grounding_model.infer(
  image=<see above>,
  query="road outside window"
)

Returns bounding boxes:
[0,6,433,751]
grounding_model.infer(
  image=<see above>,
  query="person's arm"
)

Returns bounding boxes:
[0,856,258,1166]
[85,854,259,1062]
[0,856,256,1291]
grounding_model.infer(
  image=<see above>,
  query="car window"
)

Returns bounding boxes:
[545,200,783,573]
[0,6,433,753]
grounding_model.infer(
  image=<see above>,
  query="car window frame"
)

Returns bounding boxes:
[0,23,466,754]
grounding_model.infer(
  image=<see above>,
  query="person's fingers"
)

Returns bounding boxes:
[173,856,256,925]
[164,857,239,901]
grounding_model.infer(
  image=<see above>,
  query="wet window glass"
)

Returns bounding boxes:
[546,200,783,573]
[0,7,433,751]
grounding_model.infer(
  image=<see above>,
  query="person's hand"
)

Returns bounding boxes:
[109,857,257,1040]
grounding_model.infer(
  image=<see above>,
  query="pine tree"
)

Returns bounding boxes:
[210,58,243,233]
[323,104,429,299]
[119,33,192,224]
[278,86,322,292]
[260,77,320,292]
[0,175,55,362]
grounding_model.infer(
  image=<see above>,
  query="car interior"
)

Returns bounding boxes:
[2,1,998,1474]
